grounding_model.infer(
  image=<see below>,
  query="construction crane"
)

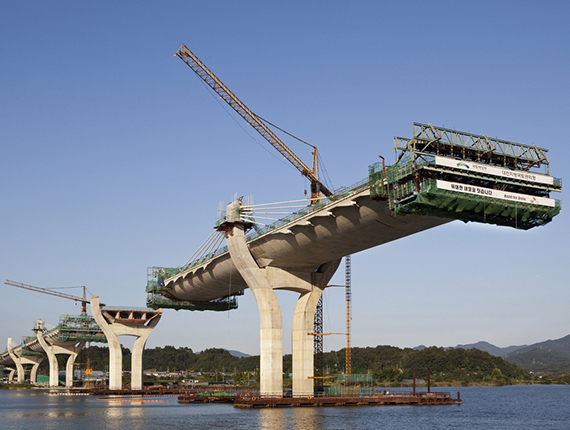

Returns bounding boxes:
[345,255,352,377]
[174,44,333,201]
[4,280,90,317]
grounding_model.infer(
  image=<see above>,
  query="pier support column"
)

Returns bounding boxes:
[226,222,283,397]
[226,218,341,398]
[91,296,162,391]
[7,338,24,383]
[7,367,16,382]
[35,330,84,388]
[130,326,157,390]
[290,260,340,397]
[7,338,43,384]
[292,288,323,396]
[29,361,41,384]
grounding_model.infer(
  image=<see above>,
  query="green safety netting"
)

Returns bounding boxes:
[146,293,238,312]
[369,154,561,230]
[392,180,561,230]
[369,161,416,200]
[324,386,376,396]
[58,315,106,343]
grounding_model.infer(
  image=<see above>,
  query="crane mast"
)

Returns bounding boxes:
[4,280,89,316]
[345,255,352,377]
[175,44,332,200]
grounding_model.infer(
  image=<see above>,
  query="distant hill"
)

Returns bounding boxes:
[449,335,570,375]
[505,335,570,358]
[503,335,570,374]
[453,341,527,357]
[227,350,251,358]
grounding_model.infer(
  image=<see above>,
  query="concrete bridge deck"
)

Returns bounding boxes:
[161,184,449,302]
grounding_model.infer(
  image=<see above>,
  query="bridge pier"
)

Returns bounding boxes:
[227,223,283,396]
[91,297,162,390]
[291,288,323,396]
[34,328,84,388]
[6,338,43,384]
[226,220,340,397]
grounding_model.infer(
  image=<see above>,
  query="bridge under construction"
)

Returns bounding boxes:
[147,120,561,397]
[0,314,105,387]
[1,44,562,399]
[0,282,161,391]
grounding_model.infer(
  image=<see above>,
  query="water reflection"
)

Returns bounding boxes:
[291,408,325,430]
[104,401,148,421]
[3,411,88,419]
[2,386,570,430]
[258,408,287,430]
[258,407,324,430]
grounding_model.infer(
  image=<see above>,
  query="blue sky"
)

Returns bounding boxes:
[1,1,569,356]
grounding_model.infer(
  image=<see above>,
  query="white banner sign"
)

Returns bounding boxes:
[436,180,556,208]
[434,156,554,185]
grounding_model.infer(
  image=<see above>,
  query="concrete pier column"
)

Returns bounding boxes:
[289,260,340,397]
[65,351,80,388]
[8,367,16,382]
[35,331,84,388]
[103,327,123,390]
[292,287,323,396]
[91,296,162,391]
[226,223,283,397]
[225,214,342,398]
[29,362,40,384]
[7,338,44,384]
[7,338,25,383]
[130,317,160,390]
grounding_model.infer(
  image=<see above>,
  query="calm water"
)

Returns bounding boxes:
[1,385,569,429]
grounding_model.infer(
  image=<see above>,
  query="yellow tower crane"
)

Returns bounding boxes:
[4,280,90,317]
[174,44,332,202]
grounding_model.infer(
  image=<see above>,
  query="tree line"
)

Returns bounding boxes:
[35,344,536,385]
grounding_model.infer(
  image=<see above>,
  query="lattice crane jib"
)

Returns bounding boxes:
[175,44,332,201]
[4,280,89,316]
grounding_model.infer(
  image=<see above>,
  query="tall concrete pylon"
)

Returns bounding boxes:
[34,323,84,388]
[225,214,340,397]
[6,338,43,384]
[91,296,162,390]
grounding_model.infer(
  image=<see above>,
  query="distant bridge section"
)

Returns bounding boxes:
[0,315,105,385]
[0,315,105,363]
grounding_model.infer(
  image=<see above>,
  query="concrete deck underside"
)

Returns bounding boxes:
[165,190,450,301]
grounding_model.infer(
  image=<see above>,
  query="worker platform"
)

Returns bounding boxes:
[369,123,562,230]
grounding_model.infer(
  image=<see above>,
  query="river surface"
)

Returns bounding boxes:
[1,385,569,429]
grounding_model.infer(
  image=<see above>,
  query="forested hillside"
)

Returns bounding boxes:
[37,344,533,385]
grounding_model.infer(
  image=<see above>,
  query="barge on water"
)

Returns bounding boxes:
[177,390,461,408]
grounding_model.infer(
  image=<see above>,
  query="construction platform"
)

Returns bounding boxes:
[71,386,460,408]
[175,390,461,408]
[232,391,460,408]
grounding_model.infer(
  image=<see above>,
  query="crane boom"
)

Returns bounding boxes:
[175,44,333,199]
[4,280,89,316]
